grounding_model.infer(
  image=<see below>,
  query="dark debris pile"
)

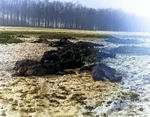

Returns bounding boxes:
[13,38,103,76]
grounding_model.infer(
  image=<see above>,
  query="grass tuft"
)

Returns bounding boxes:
[130,93,139,101]
[0,33,23,44]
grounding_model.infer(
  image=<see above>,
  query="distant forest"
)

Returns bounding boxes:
[0,0,149,32]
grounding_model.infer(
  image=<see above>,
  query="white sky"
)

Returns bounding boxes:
[57,0,150,18]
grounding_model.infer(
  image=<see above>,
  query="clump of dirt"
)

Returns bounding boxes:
[32,38,50,44]
[0,71,120,117]
[17,34,30,38]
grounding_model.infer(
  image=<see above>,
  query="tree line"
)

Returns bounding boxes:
[0,0,149,32]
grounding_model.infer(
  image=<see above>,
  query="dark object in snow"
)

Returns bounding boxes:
[13,39,105,76]
[92,63,122,82]
[13,59,47,76]
[41,39,104,70]
[32,38,49,44]
[13,59,40,71]
[48,38,72,47]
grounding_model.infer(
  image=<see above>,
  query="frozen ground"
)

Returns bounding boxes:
[0,40,120,117]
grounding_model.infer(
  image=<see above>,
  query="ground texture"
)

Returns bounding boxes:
[0,37,120,117]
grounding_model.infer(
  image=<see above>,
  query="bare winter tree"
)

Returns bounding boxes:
[0,0,148,31]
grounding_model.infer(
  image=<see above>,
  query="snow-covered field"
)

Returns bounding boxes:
[0,38,120,117]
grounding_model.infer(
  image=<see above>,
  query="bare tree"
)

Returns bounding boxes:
[0,0,147,31]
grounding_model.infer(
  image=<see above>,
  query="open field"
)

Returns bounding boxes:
[0,26,116,34]
[0,26,121,41]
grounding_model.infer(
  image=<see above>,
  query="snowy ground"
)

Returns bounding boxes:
[0,39,121,117]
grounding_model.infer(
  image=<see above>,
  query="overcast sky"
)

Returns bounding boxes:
[57,0,150,18]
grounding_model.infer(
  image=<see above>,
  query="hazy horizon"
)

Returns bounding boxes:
[56,0,150,18]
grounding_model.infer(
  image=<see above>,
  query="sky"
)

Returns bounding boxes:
[56,0,150,18]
